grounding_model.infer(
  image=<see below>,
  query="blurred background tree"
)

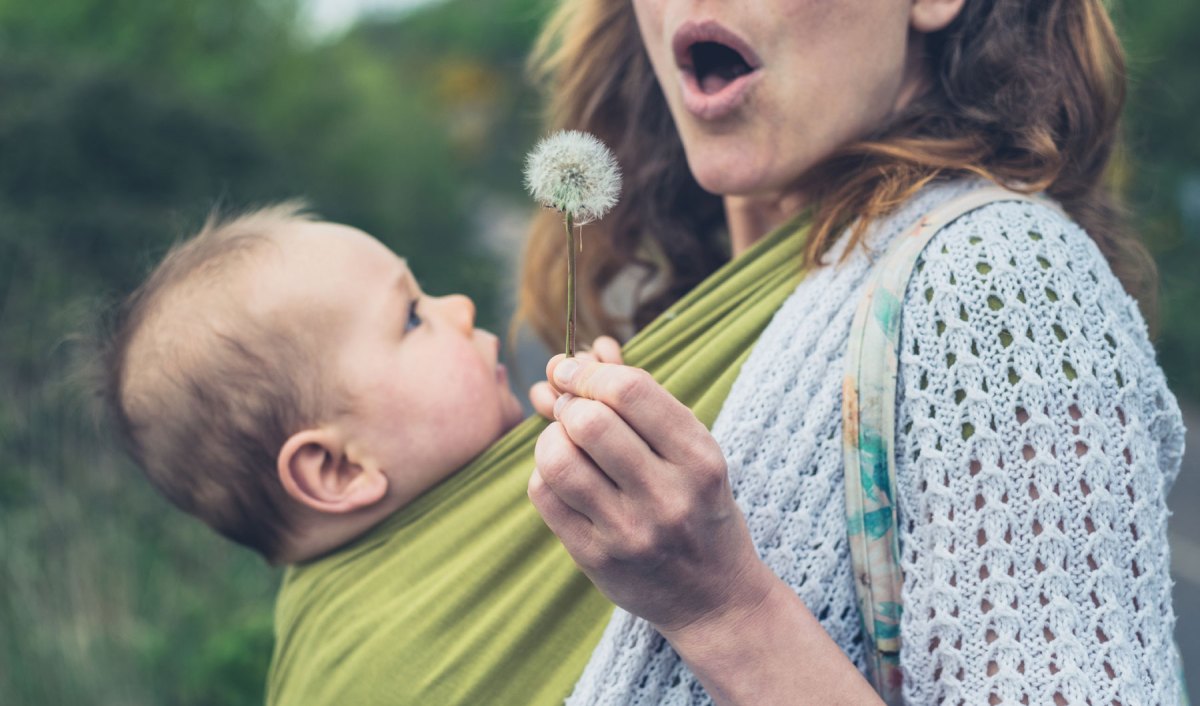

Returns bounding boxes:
[0,0,1195,704]
[1119,2,1200,395]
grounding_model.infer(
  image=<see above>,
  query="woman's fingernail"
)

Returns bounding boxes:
[553,393,574,418]
[554,359,579,386]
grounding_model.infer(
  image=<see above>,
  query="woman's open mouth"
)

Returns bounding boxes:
[672,21,762,121]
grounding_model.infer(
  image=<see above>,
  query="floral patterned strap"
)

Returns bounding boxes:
[841,185,1191,705]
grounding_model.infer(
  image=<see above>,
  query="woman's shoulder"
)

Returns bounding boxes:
[906,187,1146,335]
[894,184,1186,481]
[898,183,1157,375]
[868,181,1154,359]
[915,186,1106,274]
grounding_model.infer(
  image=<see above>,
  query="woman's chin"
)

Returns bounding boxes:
[689,157,782,198]
[683,138,817,200]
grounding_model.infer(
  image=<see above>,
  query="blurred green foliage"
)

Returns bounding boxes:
[1118,1,1200,396]
[0,0,1196,704]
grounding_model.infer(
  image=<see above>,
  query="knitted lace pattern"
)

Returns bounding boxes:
[564,181,1186,705]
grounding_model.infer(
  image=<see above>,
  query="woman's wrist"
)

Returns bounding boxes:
[657,561,884,706]
[654,554,775,649]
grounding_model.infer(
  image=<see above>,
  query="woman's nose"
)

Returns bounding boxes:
[439,294,476,334]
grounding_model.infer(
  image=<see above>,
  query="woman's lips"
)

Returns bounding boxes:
[678,67,761,121]
[672,20,762,121]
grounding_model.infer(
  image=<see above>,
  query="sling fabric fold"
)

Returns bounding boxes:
[267,217,808,706]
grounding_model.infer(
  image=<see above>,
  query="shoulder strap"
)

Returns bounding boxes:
[841,185,1044,704]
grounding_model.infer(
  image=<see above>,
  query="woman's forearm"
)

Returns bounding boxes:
[659,562,884,706]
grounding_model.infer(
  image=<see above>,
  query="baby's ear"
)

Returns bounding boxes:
[277,428,388,514]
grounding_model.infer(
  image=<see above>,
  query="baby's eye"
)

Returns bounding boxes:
[404,298,423,333]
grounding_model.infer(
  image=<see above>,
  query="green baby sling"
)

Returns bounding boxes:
[266,219,809,706]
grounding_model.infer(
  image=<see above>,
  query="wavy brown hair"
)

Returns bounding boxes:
[516,0,1156,347]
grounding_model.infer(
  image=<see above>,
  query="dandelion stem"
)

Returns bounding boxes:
[564,212,577,358]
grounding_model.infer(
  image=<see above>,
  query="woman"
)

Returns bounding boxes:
[521,0,1185,704]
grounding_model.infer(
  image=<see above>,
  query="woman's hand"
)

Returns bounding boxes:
[528,336,623,420]
[528,356,771,635]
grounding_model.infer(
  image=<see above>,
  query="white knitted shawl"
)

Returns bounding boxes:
[565,181,1187,705]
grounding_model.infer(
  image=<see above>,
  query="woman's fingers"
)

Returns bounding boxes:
[527,468,596,562]
[531,359,764,635]
[591,335,623,365]
[534,404,761,633]
[529,381,557,419]
[549,357,716,465]
[543,339,622,397]
[553,394,656,492]
[533,421,620,525]
[532,349,603,419]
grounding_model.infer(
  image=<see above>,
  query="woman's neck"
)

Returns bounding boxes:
[724,192,807,257]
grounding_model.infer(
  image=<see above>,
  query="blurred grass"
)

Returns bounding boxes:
[0,0,1196,704]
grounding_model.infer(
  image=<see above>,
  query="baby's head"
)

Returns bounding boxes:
[104,204,524,564]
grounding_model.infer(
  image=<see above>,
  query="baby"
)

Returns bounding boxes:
[104,203,534,565]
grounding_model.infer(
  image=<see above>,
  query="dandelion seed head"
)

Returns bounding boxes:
[524,130,622,224]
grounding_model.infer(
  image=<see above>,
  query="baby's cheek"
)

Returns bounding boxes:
[451,347,499,389]
[430,361,494,419]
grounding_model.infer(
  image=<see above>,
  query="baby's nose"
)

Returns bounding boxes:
[442,294,476,333]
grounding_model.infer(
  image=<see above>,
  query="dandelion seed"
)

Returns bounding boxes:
[524,131,622,357]
[524,130,621,225]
